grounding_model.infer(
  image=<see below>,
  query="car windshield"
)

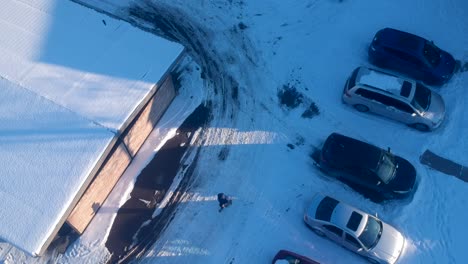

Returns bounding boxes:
[423,41,441,67]
[358,216,382,249]
[375,152,396,184]
[411,83,431,112]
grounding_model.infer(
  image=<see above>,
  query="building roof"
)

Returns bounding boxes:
[0,0,183,256]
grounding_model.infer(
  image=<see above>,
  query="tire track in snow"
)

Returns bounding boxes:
[125,0,264,160]
[125,1,257,121]
[110,1,263,262]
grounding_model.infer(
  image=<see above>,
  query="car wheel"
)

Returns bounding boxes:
[313,228,325,237]
[354,104,369,112]
[367,257,380,264]
[411,123,429,132]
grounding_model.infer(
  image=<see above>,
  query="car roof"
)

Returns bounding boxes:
[356,67,409,97]
[330,202,367,236]
[308,194,367,236]
[322,133,382,170]
[375,28,425,53]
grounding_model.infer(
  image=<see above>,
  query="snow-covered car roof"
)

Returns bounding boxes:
[0,0,183,256]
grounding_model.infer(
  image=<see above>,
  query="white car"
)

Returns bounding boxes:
[304,194,405,264]
[342,66,445,131]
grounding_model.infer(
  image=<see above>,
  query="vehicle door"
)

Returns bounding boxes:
[384,47,424,79]
[352,167,381,192]
[323,224,344,245]
[342,167,379,193]
[354,88,392,118]
[343,232,366,256]
[388,98,419,124]
[325,163,355,182]
[402,52,427,80]
[380,96,418,124]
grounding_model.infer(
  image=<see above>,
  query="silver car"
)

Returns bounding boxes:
[304,193,405,264]
[342,66,445,131]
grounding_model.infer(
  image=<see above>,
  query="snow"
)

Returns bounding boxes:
[0,76,113,256]
[50,59,204,264]
[0,0,183,257]
[358,68,404,95]
[0,0,183,131]
[2,0,468,263]
[125,1,468,264]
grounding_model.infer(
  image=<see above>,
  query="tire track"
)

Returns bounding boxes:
[103,1,261,263]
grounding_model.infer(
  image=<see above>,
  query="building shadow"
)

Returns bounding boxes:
[105,103,212,263]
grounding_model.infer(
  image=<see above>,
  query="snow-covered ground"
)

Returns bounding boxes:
[127,1,468,263]
[3,0,468,263]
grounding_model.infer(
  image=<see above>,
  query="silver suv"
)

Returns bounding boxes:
[342,66,445,131]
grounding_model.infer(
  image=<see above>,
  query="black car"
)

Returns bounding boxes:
[368,28,456,86]
[314,133,416,201]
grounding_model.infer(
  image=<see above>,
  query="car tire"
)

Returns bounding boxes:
[313,228,325,237]
[354,104,369,112]
[367,257,380,264]
[411,123,429,132]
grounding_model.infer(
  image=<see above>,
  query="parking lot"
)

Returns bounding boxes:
[129,1,468,263]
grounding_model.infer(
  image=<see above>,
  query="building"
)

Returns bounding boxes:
[0,0,184,256]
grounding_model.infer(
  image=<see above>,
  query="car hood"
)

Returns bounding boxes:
[422,91,446,128]
[370,222,405,264]
[437,51,456,78]
[387,156,416,193]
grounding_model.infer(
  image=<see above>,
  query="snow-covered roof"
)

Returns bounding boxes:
[0,0,183,256]
[358,67,404,95]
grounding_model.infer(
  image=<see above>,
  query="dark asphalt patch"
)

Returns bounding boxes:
[420,149,468,182]
[105,103,212,263]
[301,102,320,118]
[278,85,303,108]
[278,82,320,118]
[459,61,468,73]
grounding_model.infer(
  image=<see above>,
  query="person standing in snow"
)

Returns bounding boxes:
[217,193,232,212]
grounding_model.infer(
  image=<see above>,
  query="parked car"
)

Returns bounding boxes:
[314,133,416,201]
[342,66,445,131]
[272,249,320,264]
[304,193,405,264]
[368,27,456,86]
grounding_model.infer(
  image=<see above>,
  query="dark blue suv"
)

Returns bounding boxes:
[368,28,456,86]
